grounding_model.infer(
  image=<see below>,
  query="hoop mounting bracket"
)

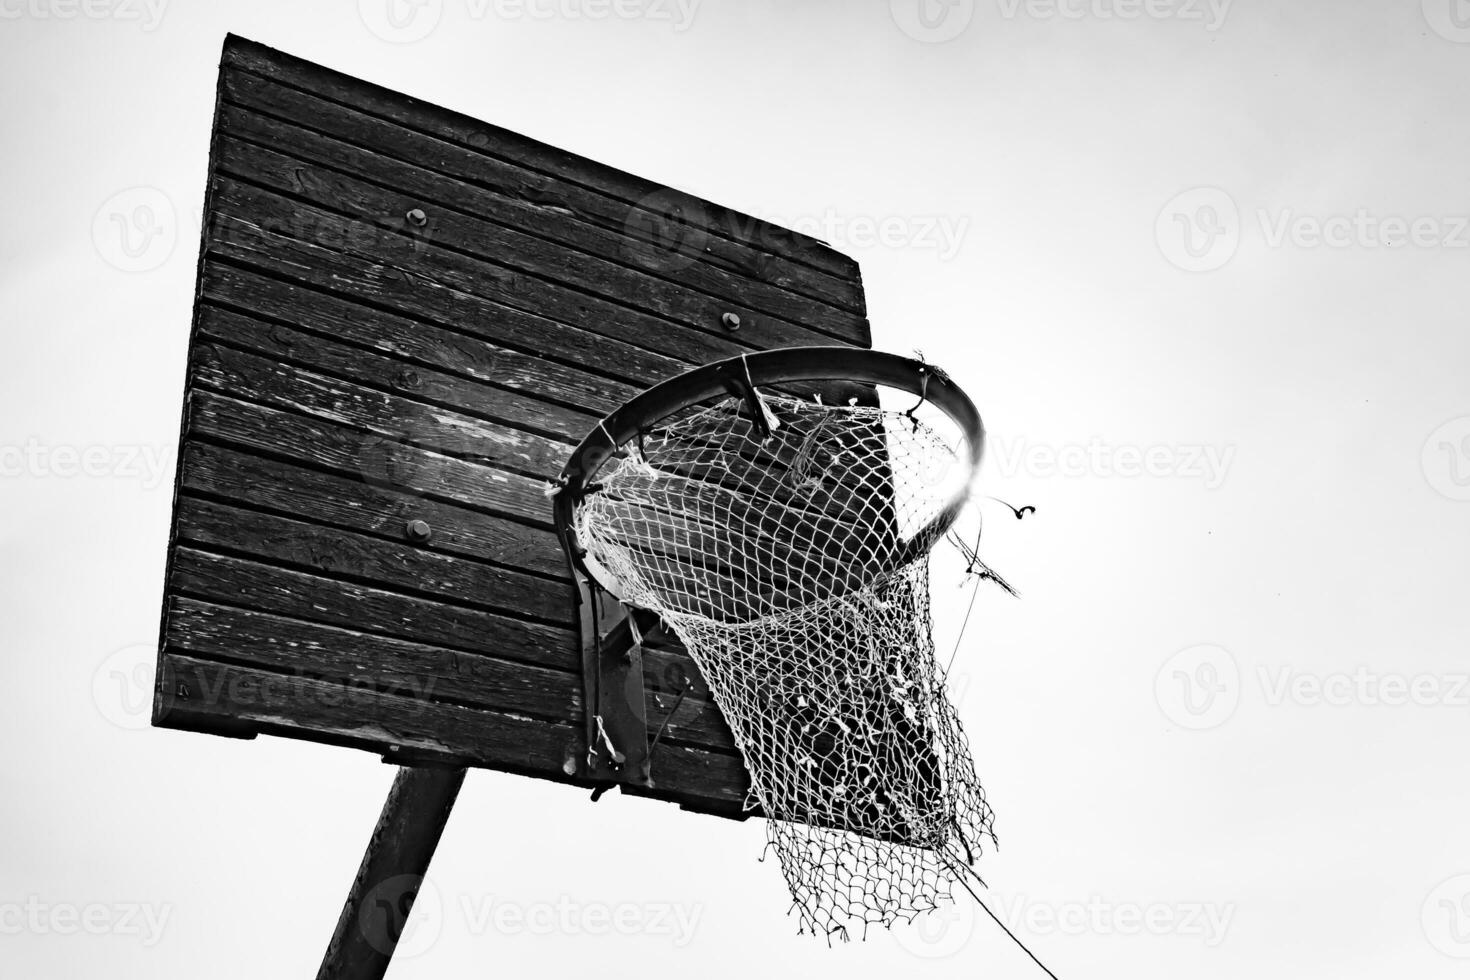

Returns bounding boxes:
[574,572,652,790]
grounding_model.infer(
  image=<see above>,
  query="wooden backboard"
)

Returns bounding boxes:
[154,35,871,818]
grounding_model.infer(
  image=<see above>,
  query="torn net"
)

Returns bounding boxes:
[574,392,995,939]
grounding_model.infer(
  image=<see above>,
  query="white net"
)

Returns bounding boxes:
[573,391,995,939]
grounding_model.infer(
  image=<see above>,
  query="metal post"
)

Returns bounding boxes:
[316,765,466,980]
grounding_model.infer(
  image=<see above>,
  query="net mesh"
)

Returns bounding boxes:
[573,391,995,939]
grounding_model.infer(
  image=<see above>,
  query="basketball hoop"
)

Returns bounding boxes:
[553,347,1006,940]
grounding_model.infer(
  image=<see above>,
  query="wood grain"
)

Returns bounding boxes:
[155,34,865,818]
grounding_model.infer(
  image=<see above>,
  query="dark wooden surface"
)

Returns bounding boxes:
[154,34,869,817]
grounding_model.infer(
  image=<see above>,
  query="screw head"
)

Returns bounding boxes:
[406,208,428,227]
[406,519,433,543]
[721,312,742,331]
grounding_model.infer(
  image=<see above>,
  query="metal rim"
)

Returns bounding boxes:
[552,346,985,586]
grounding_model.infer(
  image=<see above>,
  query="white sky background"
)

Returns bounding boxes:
[4,0,1470,977]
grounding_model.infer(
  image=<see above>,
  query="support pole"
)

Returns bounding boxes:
[317,765,466,980]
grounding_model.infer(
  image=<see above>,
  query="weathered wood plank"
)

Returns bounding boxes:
[220,38,865,302]
[181,415,731,743]
[166,597,580,720]
[644,688,735,750]
[191,336,571,479]
[198,304,599,445]
[210,176,751,372]
[156,652,748,811]
[168,547,579,671]
[205,212,685,389]
[642,646,712,700]
[179,440,568,579]
[165,542,731,753]
[211,125,866,350]
[186,388,553,525]
[157,651,587,777]
[174,495,566,624]
[202,263,636,416]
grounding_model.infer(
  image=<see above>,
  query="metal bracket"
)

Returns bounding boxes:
[573,571,651,789]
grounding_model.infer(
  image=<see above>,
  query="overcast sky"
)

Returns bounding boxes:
[4,1,1470,978]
